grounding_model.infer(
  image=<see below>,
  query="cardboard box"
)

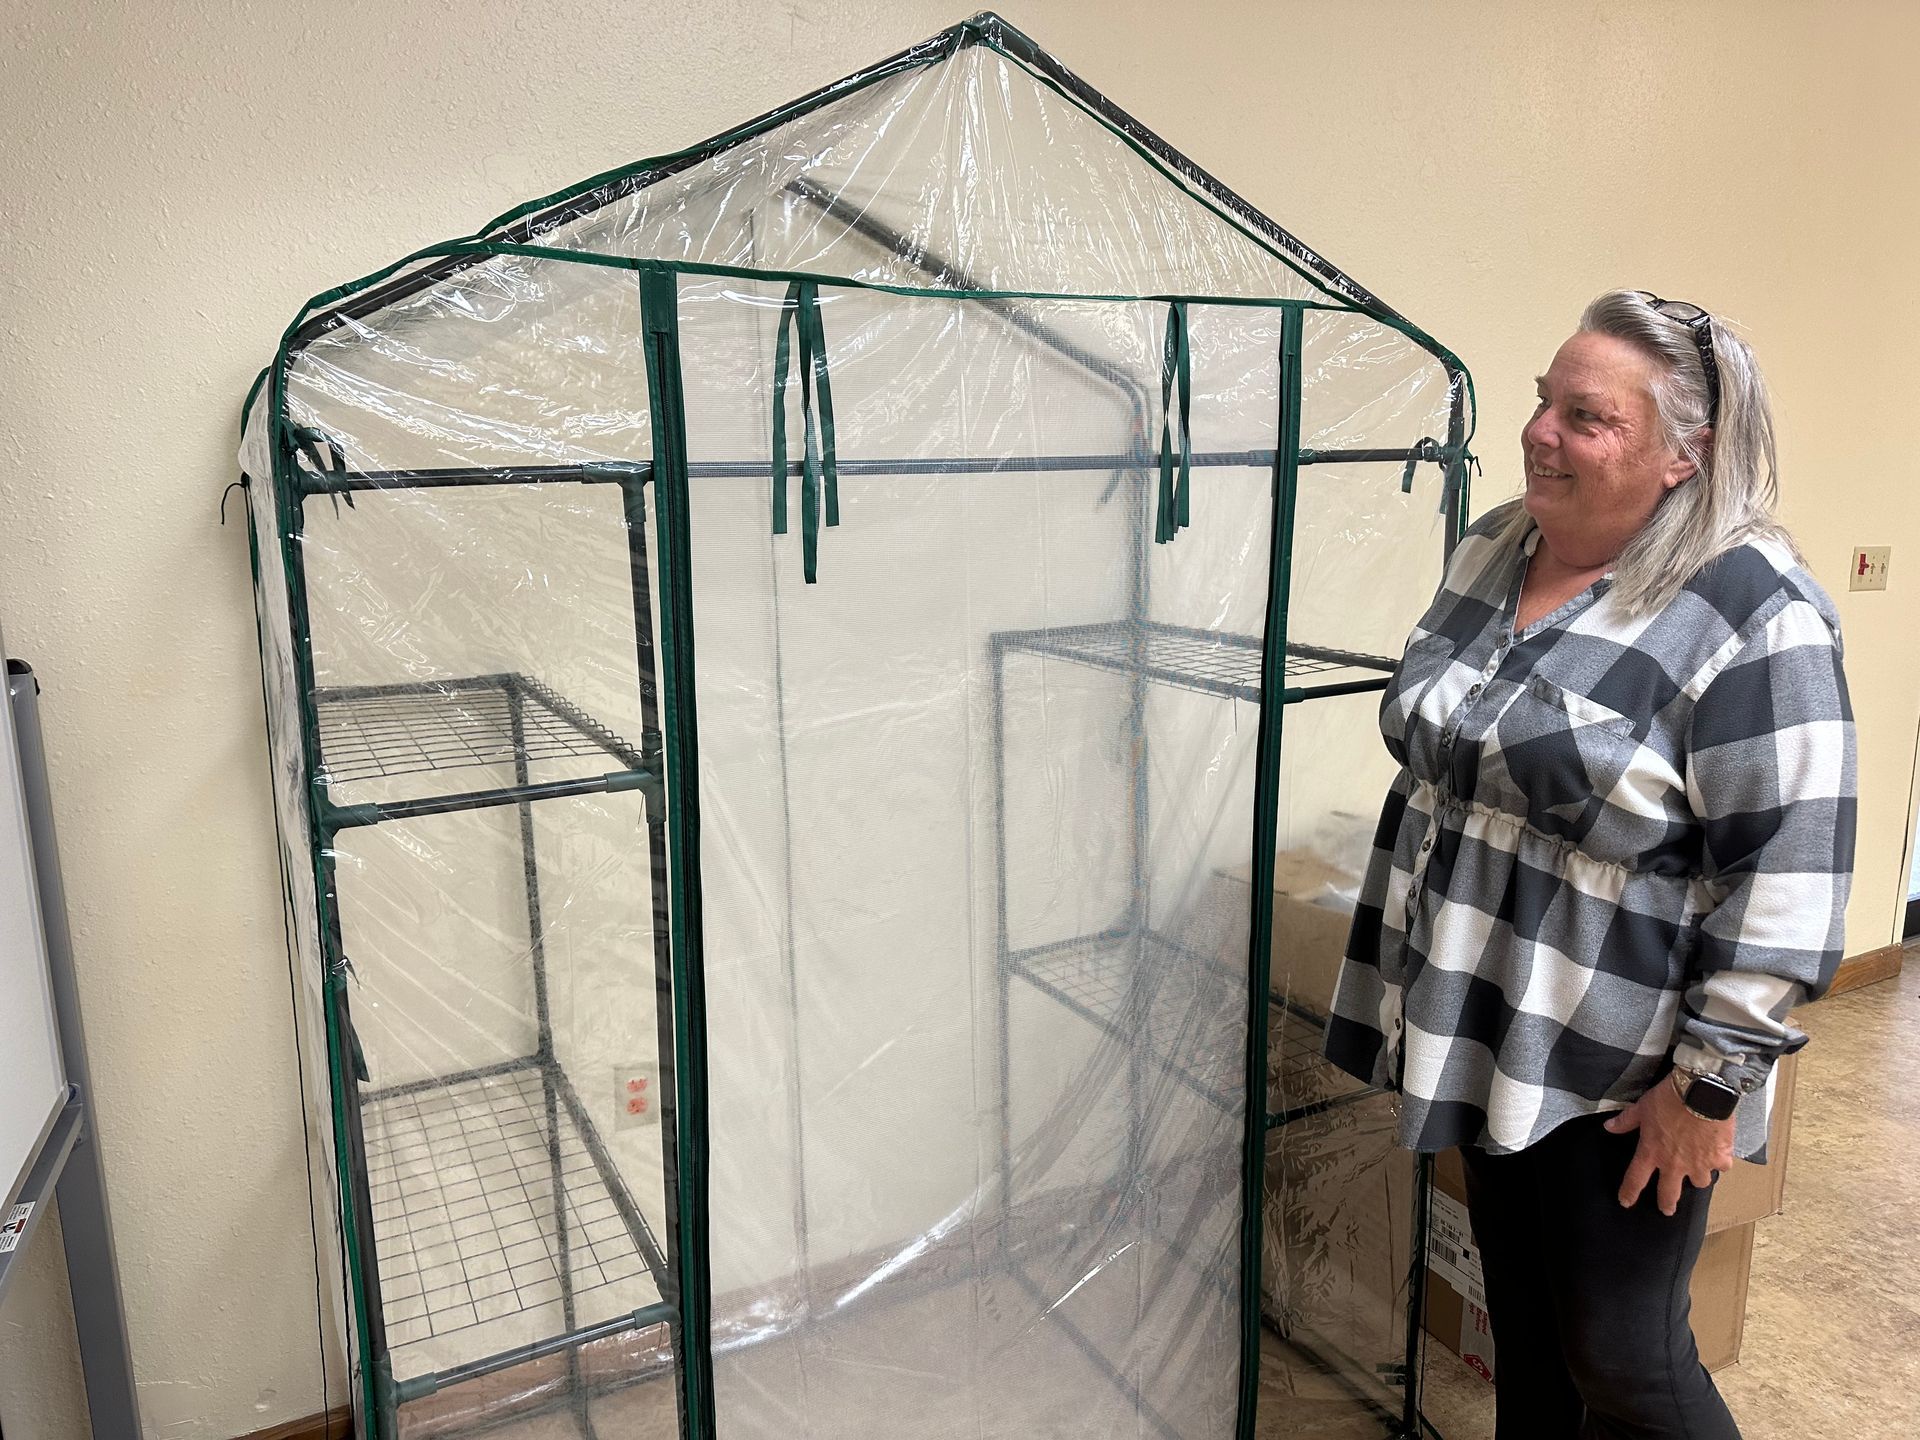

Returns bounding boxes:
[1262,1097,1412,1342]
[1214,850,1358,1022]
[1689,1222,1755,1371]
[1268,848,1359,1019]
[1229,852,1408,1338]
[1423,1266,1497,1382]
[1702,1050,1798,1234]
[1206,853,1363,1114]
[1424,1150,1761,1378]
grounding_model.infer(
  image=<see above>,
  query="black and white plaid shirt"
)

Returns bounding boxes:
[1325,503,1856,1158]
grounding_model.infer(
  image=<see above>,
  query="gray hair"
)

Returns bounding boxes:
[1501,288,1792,615]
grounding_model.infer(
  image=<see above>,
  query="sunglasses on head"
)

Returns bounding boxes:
[1634,291,1721,427]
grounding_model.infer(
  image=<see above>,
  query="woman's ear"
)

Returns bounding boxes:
[1664,427,1711,490]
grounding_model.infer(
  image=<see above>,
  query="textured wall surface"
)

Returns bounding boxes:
[0,2,1914,1435]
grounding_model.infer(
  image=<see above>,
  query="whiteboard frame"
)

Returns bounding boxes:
[0,611,68,1221]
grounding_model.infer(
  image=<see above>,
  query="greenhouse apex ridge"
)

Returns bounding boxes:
[252,7,1471,429]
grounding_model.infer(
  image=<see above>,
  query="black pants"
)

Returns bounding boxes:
[1458,1115,1741,1440]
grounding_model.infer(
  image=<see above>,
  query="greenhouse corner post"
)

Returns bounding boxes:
[266,366,390,1437]
[1236,304,1304,1440]
[639,268,719,1440]
[1389,366,1476,1439]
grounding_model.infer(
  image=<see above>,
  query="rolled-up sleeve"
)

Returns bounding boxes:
[1673,595,1857,1090]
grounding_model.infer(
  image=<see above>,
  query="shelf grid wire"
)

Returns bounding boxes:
[362,1065,656,1365]
[1001,621,1393,703]
[1012,932,1246,1111]
[315,676,642,785]
[1268,1007,1369,1108]
[1012,933,1370,1117]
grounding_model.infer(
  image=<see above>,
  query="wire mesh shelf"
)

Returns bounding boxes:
[1266,1005,1374,1126]
[995,620,1394,703]
[1010,931,1249,1112]
[1271,1012,1333,1080]
[314,674,647,787]
[1010,931,1373,1122]
[362,1062,663,1370]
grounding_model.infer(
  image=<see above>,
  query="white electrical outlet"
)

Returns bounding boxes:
[1850,546,1891,591]
[614,1063,661,1130]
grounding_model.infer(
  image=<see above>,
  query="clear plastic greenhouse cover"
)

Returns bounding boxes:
[240,12,1474,1440]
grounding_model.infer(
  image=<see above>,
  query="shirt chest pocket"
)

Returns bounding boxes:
[1483,676,1641,840]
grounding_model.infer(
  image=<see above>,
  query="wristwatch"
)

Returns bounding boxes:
[1669,1064,1741,1121]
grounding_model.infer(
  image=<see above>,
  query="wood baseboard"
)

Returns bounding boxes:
[1826,939,1910,998]
[235,1407,351,1440]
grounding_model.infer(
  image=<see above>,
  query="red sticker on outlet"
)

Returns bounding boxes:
[615,1065,661,1130]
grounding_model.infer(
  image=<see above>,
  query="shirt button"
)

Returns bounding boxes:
[1466,683,1482,698]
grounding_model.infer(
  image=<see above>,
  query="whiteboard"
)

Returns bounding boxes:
[1,627,67,1216]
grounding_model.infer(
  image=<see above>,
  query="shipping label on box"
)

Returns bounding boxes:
[1459,1297,1496,1382]
[1427,1188,1486,1309]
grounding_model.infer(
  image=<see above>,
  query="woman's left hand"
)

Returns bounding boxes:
[1603,1076,1737,1215]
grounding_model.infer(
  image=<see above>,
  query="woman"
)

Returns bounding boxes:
[1325,289,1856,1439]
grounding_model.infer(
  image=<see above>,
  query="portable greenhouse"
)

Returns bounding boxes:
[240,13,1477,1439]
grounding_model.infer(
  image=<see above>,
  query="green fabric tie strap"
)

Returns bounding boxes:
[768,281,841,582]
[796,287,823,584]
[1449,447,1483,515]
[801,282,840,529]
[1156,301,1192,544]
[1400,437,1443,494]
[283,424,354,511]
[770,283,798,536]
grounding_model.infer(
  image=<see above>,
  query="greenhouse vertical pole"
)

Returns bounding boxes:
[613,479,684,1317]
[508,682,586,1427]
[270,418,390,1437]
[1235,306,1303,1440]
[319,914,393,1428]
[1402,1149,1435,1437]
[639,268,717,1440]
[1393,367,1472,1439]
[508,680,558,1071]
[1123,435,1151,1199]
[990,634,1014,1231]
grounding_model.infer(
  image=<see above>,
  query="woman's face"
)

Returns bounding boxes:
[1520,330,1696,566]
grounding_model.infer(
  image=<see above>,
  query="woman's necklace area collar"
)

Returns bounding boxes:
[1512,522,1616,638]
[1520,520,1620,579]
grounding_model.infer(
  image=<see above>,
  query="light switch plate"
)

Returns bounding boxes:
[1850,546,1891,591]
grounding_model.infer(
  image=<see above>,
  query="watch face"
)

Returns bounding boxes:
[1685,1076,1740,1121]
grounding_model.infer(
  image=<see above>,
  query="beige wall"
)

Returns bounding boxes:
[0,2,1914,1435]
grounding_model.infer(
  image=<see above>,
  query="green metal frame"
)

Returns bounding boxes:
[1237,306,1305,1437]
[241,13,1481,1439]
[261,360,388,1434]
[639,270,718,1440]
